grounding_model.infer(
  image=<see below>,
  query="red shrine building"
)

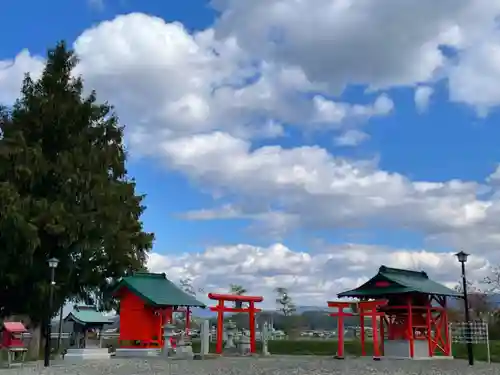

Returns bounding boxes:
[335,266,461,360]
[112,272,205,348]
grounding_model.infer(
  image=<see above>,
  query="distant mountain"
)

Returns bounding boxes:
[191,305,332,319]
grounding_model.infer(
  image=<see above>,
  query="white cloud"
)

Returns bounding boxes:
[414,86,434,113]
[448,39,500,115]
[335,129,369,147]
[213,0,500,92]
[3,5,500,304]
[147,243,490,307]
[0,50,44,105]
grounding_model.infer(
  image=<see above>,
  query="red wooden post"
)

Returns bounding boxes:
[186,307,191,333]
[208,293,263,355]
[249,301,256,353]
[426,305,433,357]
[216,300,224,354]
[358,300,387,360]
[166,307,173,323]
[360,314,366,355]
[327,301,353,359]
[379,316,385,355]
[407,296,414,358]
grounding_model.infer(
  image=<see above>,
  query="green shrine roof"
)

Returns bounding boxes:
[64,305,112,326]
[113,272,206,308]
[337,266,462,298]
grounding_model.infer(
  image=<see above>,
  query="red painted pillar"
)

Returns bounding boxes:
[328,302,355,359]
[358,300,387,359]
[443,311,450,356]
[360,311,366,356]
[371,310,380,359]
[186,307,191,334]
[337,308,346,358]
[380,316,385,356]
[249,301,256,353]
[166,307,173,323]
[426,306,433,357]
[216,300,224,354]
[407,297,414,358]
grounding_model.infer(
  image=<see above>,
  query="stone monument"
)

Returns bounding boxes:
[162,323,177,358]
[173,331,194,359]
[261,322,270,356]
[238,332,251,355]
[200,320,210,357]
[224,320,237,351]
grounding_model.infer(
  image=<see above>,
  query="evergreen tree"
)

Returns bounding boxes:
[0,41,154,332]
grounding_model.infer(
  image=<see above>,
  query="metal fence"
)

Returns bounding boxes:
[449,321,490,363]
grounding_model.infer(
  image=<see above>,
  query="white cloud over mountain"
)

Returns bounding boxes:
[2,1,500,305]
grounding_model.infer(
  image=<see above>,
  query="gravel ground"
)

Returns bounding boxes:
[2,356,500,375]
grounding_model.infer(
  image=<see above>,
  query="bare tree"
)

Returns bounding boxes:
[484,266,500,322]
[275,287,296,316]
[454,280,492,321]
[229,284,247,308]
[177,278,196,324]
[179,277,196,297]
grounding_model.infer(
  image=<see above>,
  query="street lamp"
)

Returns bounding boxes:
[44,257,59,367]
[455,251,474,366]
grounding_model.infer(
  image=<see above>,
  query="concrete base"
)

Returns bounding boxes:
[383,355,454,361]
[173,344,194,360]
[64,348,111,361]
[114,348,161,358]
[383,339,453,360]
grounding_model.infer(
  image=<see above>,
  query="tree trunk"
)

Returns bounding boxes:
[28,324,43,360]
[57,304,64,350]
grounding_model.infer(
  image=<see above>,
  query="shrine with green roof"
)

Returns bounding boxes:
[64,304,112,349]
[112,272,206,350]
[335,266,461,360]
[338,265,461,299]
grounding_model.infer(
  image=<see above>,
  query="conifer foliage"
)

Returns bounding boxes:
[0,41,154,324]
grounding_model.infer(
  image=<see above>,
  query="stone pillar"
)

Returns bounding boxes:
[163,323,176,358]
[200,320,210,356]
[99,329,103,349]
[262,322,270,356]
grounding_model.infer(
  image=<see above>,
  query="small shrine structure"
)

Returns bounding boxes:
[112,272,205,355]
[335,266,461,360]
[0,322,28,367]
[65,304,112,348]
[208,293,263,355]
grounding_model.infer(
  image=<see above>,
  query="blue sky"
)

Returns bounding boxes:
[2,0,500,305]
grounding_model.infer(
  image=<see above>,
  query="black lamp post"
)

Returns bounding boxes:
[44,257,59,367]
[455,251,474,366]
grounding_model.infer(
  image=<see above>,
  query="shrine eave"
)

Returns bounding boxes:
[337,265,462,299]
[113,272,207,308]
[64,311,112,326]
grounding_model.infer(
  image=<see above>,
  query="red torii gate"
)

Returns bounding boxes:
[208,293,263,354]
[328,300,387,359]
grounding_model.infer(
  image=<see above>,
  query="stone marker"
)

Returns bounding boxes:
[200,320,210,357]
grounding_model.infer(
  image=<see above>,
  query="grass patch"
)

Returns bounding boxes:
[189,339,500,362]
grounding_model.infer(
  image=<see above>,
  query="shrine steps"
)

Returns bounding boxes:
[64,348,111,361]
